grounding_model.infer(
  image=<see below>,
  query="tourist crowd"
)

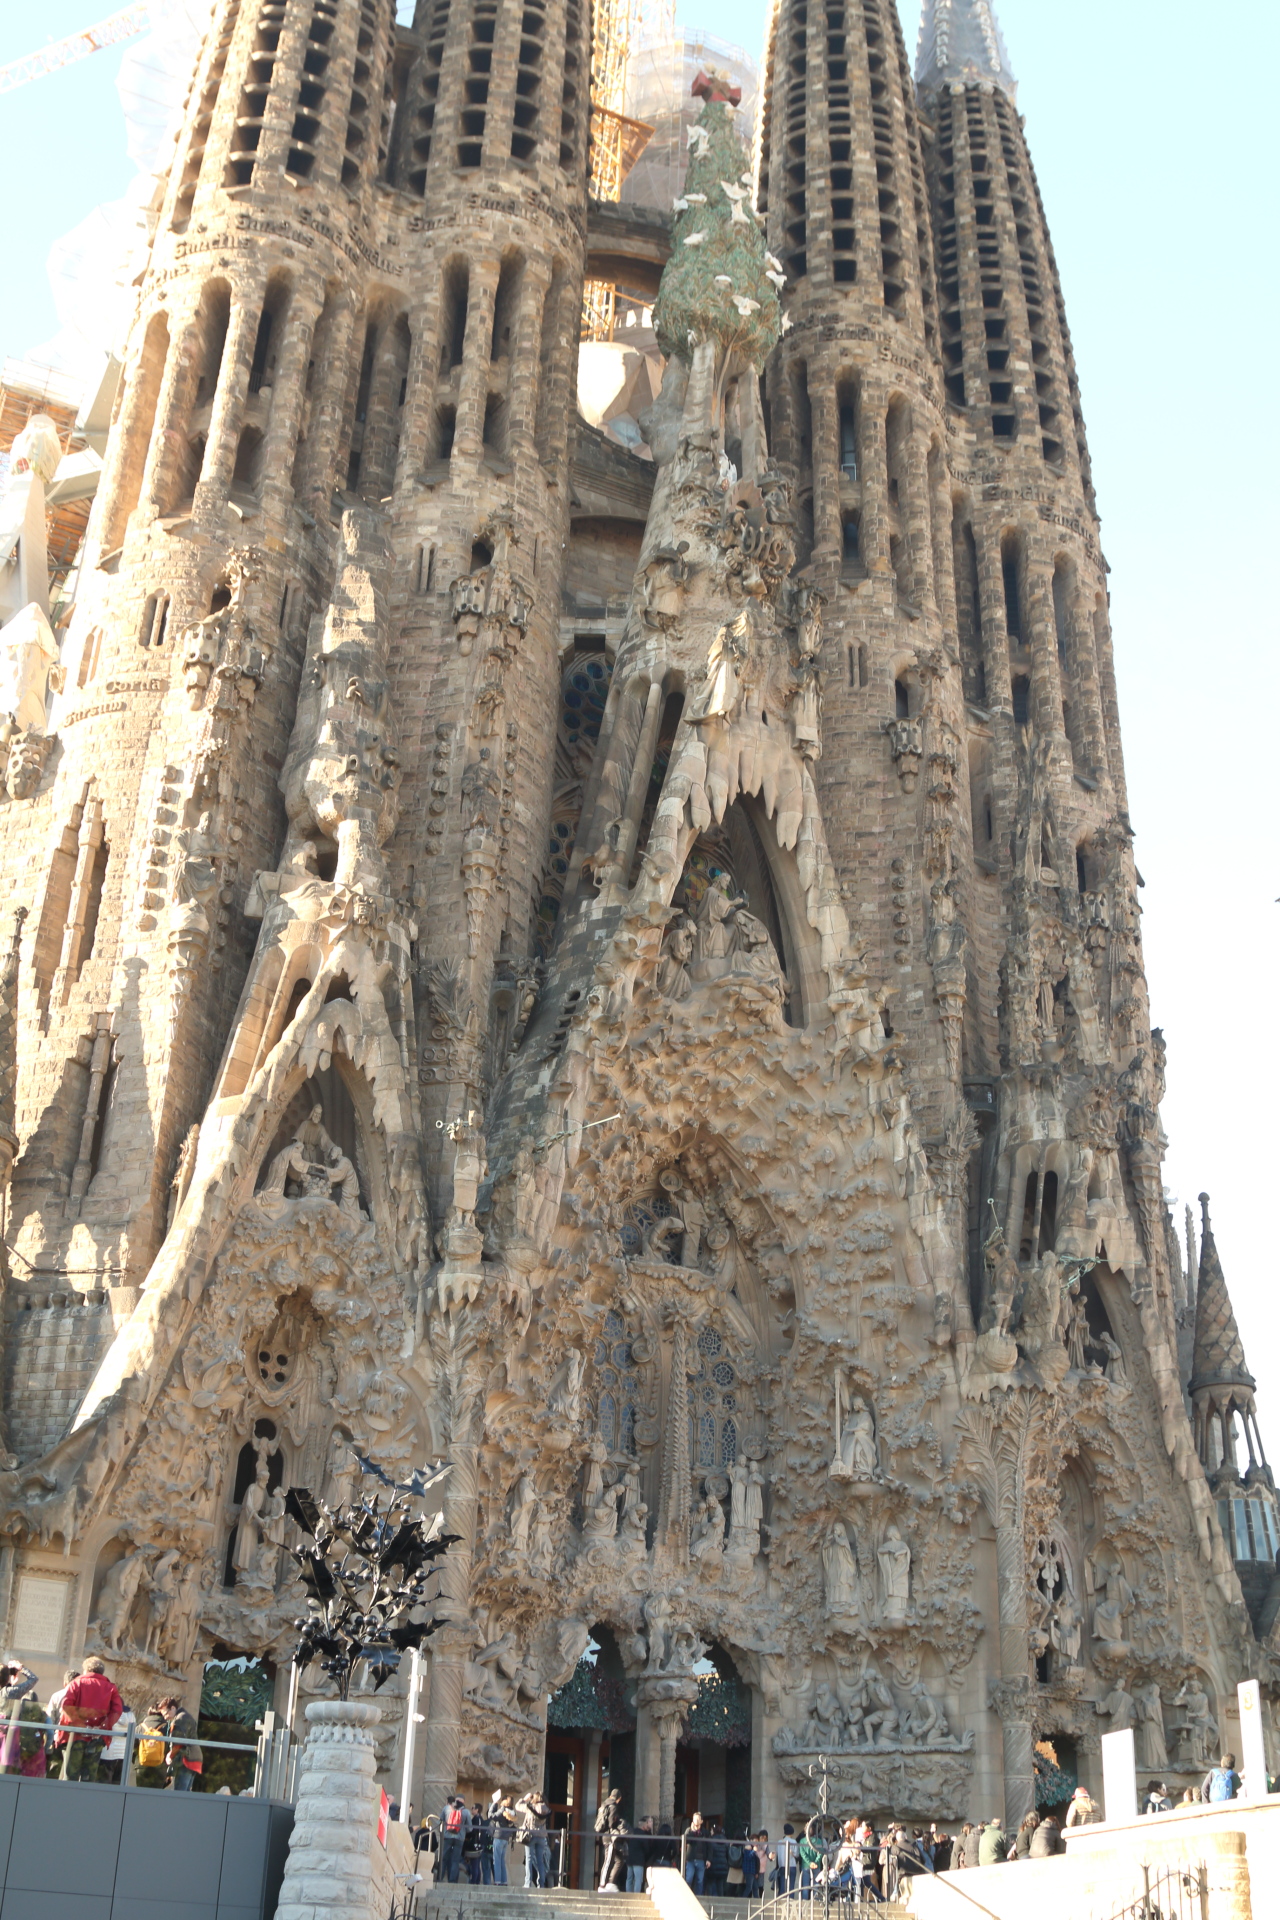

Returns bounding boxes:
[421,1756,1249,1901]
[1,1655,203,1789]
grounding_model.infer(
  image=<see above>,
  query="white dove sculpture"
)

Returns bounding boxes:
[719,180,751,224]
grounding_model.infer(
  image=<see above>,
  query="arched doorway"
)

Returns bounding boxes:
[546,1626,636,1886]
[674,1645,753,1838]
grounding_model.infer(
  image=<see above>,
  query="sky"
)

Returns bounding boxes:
[1,1,1276,1454]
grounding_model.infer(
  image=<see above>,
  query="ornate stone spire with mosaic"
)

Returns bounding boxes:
[0,0,1274,1842]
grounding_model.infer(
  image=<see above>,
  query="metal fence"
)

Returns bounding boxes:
[1,1708,297,1800]
[1095,1862,1209,1920]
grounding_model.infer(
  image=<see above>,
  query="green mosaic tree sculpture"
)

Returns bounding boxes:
[652,78,782,371]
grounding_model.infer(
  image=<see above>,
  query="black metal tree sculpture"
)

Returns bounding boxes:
[285,1452,459,1700]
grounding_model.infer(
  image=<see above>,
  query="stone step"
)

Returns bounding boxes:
[421,1893,656,1913]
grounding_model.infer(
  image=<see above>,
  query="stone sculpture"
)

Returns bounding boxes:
[830,1375,877,1481]
[822,1521,863,1618]
[1091,1558,1135,1650]
[1134,1682,1168,1771]
[1170,1678,1217,1768]
[262,1104,362,1217]
[877,1527,911,1624]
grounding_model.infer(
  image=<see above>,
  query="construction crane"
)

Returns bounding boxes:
[0,2,151,97]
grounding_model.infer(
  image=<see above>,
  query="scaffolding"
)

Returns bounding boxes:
[582,0,669,341]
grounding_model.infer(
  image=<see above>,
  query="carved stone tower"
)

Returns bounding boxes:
[0,0,1273,1854]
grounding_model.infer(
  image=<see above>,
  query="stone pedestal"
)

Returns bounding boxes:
[275,1700,393,1920]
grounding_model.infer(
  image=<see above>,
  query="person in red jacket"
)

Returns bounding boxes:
[56,1657,124,1783]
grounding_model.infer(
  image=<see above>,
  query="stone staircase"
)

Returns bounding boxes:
[420,1891,658,1920]
[417,1886,910,1920]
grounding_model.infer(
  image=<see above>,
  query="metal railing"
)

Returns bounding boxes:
[0,1711,295,1800]
[1094,1863,1209,1920]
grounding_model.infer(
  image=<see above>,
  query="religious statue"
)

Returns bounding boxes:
[640,544,690,631]
[728,1459,748,1536]
[162,1560,206,1673]
[93,1544,152,1652]
[547,1348,584,1423]
[1091,1558,1135,1648]
[689,614,748,724]
[262,1103,362,1217]
[981,1218,1021,1339]
[690,1489,726,1566]
[581,1478,621,1545]
[233,1453,271,1580]
[1094,1330,1127,1384]
[528,1502,555,1577]
[1066,1292,1092,1372]
[822,1521,862,1618]
[728,908,786,998]
[830,1374,877,1481]
[1096,1675,1137,1732]
[1134,1683,1168,1771]
[509,1472,538,1554]
[323,1428,357,1511]
[581,1434,607,1515]
[1049,1591,1083,1667]
[926,873,967,970]
[862,1663,899,1746]
[693,872,744,964]
[1171,1678,1216,1768]
[877,1525,911,1624]
[905,1678,944,1744]
[144,1548,181,1657]
[642,1591,674,1671]
[743,1464,765,1557]
[656,914,695,1000]
[804,1682,844,1751]
[617,1498,646,1555]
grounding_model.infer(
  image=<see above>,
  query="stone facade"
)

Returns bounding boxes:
[0,0,1274,1848]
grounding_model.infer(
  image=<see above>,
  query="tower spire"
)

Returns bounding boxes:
[1190,1193,1253,1400]
[1189,1192,1268,1484]
[915,0,1017,99]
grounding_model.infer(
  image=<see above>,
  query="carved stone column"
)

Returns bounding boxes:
[419,1629,469,1818]
[276,1700,393,1920]
[636,1675,699,1826]
[418,1410,482,1813]
[959,1396,1044,1831]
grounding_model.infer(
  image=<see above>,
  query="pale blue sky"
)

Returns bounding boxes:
[2,0,1277,1455]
